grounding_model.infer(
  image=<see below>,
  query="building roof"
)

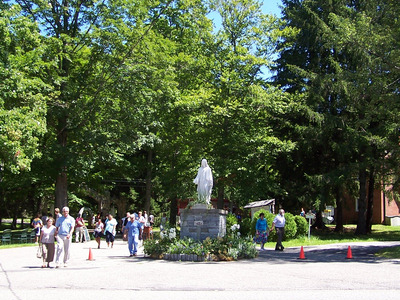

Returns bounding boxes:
[244,199,275,209]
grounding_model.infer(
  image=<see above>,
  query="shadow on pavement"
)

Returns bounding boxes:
[253,244,400,265]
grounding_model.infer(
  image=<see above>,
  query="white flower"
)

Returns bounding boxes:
[230,224,240,231]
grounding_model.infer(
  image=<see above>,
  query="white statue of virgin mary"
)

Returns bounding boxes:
[193,159,213,205]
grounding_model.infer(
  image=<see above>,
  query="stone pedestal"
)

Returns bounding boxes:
[180,205,227,241]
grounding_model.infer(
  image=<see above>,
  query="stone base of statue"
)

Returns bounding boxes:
[180,203,227,241]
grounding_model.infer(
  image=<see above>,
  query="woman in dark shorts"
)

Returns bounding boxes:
[94,218,104,249]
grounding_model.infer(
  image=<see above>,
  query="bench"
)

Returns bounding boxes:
[12,228,30,244]
[1,229,12,245]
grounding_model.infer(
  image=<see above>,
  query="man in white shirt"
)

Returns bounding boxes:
[270,209,286,251]
[55,206,75,267]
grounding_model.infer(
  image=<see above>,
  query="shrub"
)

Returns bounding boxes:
[167,237,205,256]
[202,234,258,261]
[144,227,258,261]
[226,213,238,232]
[239,217,253,237]
[294,215,308,237]
[143,238,170,258]
[283,213,297,240]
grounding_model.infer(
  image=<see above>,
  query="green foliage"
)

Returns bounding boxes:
[239,217,252,237]
[167,237,205,256]
[144,227,258,261]
[226,213,238,231]
[282,213,297,240]
[294,215,308,237]
[0,6,48,174]
[143,238,171,258]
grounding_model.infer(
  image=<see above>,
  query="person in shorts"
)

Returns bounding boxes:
[104,214,117,248]
[31,214,43,244]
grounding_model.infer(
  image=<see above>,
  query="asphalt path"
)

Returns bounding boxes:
[0,239,399,300]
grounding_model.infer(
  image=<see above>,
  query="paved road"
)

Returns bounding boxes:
[0,240,399,300]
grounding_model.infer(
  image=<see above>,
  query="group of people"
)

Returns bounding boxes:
[254,209,286,251]
[120,211,154,256]
[38,207,75,268]
[36,206,286,267]
[37,207,158,267]
[92,213,119,249]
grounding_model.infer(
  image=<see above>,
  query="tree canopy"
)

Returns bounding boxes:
[1,0,399,232]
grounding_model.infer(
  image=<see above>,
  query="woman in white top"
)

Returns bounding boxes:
[94,218,104,249]
[40,217,56,268]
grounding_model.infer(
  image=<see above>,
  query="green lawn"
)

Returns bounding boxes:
[262,224,400,259]
[375,246,400,259]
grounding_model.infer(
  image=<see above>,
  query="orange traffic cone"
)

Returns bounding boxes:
[87,247,94,261]
[346,246,353,259]
[298,246,306,259]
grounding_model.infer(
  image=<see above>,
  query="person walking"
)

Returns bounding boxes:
[54,208,62,223]
[31,214,43,244]
[126,215,142,256]
[254,213,269,251]
[40,217,56,268]
[270,209,286,251]
[94,218,104,249]
[104,214,117,248]
[55,207,75,267]
[75,214,85,243]
[138,211,146,245]
[121,212,131,242]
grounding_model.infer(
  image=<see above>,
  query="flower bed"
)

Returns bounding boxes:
[144,226,258,261]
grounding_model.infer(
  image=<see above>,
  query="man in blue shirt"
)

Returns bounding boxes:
[270,209,286,251]
[126,215,142,256]
[55,206,75,267]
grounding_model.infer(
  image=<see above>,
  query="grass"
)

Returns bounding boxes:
[375,247,400,259]
[0,243,35,249]
[262,224,400,259]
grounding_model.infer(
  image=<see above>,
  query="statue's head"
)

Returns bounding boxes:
[201,159,208,168]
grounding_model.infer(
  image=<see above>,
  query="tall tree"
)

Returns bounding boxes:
[192,0,294,208]
[275,0,400,233]
[0,3,49,222]
[12,0,177,209]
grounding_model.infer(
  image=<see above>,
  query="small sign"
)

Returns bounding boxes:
[306,214,315,219]
[194,221,203,226]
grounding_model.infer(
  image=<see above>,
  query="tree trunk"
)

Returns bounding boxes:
[355,167,367,235]
[55,114,68,209]
[55,171,68,209]
[169,197,177,227]
[311,211,327,229]
[12,215,17,229]
[334,192,344,232]
[366,166,375,233]
[144,149,153,214]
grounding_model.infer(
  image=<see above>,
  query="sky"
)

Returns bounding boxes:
[262,0,282,16]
